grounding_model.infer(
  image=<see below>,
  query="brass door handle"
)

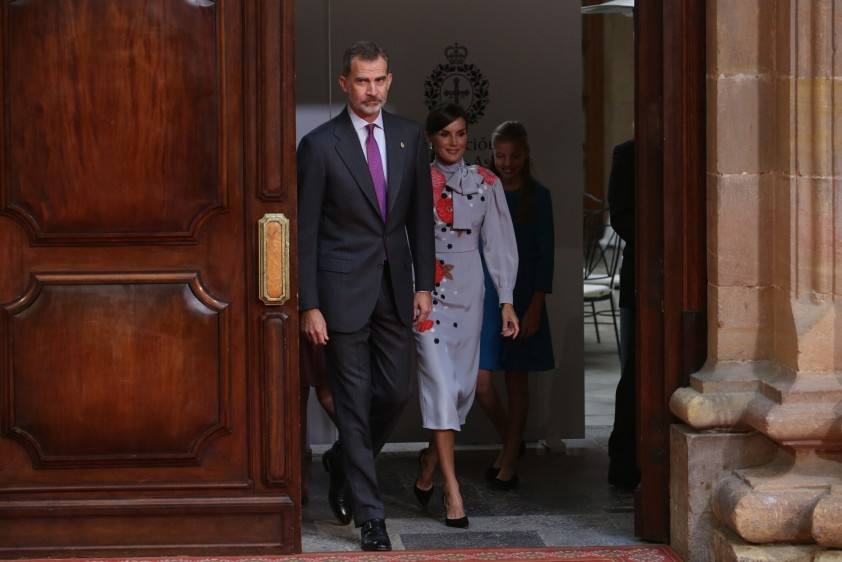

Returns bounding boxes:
[258,213,290,305]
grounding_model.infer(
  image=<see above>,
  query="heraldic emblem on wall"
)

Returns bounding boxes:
[424,43,490,124]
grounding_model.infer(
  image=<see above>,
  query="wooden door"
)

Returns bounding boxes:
[0,0,299,556]
[634,0,706,542]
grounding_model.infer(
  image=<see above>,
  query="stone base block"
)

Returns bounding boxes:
[714,450,842,544]
[670,424,777,562]
[814,553,842,562]
[812,486,842,547]
[712,529,823,562]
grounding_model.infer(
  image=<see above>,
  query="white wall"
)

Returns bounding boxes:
[297,0,585,445]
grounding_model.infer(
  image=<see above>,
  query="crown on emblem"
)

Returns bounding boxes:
[444,43,468,65]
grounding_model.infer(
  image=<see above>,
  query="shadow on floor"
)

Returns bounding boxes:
[302,426,640,551]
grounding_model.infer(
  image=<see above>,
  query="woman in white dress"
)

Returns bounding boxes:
[413,104,519,527]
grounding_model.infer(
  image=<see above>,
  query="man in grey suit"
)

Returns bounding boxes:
[297,41,435,551]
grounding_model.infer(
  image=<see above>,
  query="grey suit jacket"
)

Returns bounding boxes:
[297,109,435,333]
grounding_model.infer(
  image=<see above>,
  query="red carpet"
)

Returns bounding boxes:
[24,546,680,562]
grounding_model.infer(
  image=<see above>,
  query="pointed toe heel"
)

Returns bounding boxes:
[445,515,469,528]
[488,473,519,491]
[414,448,435,507]
[413,483,434,507]
[484,465,499,483]
[442,492,469,528]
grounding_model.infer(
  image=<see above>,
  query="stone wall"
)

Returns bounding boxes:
[670,0,842,559]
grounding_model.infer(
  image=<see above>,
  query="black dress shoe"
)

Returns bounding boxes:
[322,447,352,525]
[360,518,392,551]
[488,473,519,491]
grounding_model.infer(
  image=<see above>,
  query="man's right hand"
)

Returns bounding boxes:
[301,308,329,346]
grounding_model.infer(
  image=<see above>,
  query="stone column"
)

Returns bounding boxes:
[670,0,842,557]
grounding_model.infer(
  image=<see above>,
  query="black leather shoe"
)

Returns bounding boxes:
[360,518,392,551]
[322,447,352,525]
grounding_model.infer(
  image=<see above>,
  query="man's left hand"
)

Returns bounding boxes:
[413,291,432,328]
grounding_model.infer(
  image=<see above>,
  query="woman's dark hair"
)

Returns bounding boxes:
[490,120,536,224]
[425,103,468,135]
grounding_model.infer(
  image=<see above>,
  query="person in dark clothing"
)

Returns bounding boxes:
[474,121,555,490]
[607,139,640,491]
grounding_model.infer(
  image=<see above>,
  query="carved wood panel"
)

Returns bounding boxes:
[261,313,289,485]
[2,0,225,243]
[0,0,301,554]
[1,273,230,468]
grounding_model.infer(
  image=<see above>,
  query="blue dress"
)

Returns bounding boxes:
[479,182,555,372]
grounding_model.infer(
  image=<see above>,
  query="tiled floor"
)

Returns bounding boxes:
[302,302,637,551]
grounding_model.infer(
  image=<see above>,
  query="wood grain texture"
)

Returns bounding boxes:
[635,0,707,543]
[0,496,294,557]
[4,0,224,243]
[0,0,301,554]
[262,313,289,485]
[635,0,667,540]
[2,273,229,467]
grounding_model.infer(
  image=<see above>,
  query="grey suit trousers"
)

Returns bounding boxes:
[324,264,415,525]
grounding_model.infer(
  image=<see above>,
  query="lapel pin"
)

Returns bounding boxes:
[400,141,405,149]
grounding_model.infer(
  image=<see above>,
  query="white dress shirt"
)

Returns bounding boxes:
[348,107,388,182]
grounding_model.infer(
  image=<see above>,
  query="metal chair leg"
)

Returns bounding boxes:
[609,296,621,357]
[590,301,601,342]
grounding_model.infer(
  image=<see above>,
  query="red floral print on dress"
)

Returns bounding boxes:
[435,197,454,224]
[476,166,498,185]
[434,261,455,284]
[417,319,434,332]
[431,167,446,201]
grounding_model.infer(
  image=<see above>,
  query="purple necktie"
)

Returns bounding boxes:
[365,123,387,219]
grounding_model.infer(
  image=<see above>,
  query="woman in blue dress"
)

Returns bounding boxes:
[475,121,555,490]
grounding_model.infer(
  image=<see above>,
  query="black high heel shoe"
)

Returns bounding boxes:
[488,472,519,491]
[442,493,469,528]
[485,441,527,483]
[484,465,499,483]
[413,449,434,507]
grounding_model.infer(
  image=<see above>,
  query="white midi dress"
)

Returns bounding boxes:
[415,159,518,431]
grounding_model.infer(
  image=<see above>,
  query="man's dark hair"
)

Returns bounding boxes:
[425,103,467,135]
[342,41,389,75]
